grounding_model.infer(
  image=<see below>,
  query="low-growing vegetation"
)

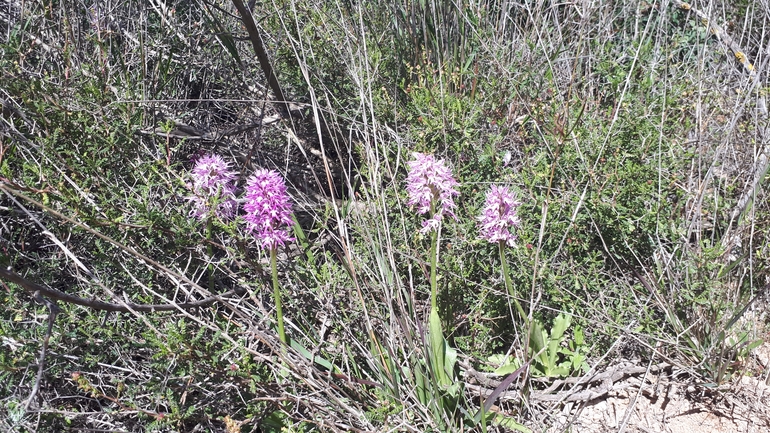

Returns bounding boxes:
[1,0,769,432]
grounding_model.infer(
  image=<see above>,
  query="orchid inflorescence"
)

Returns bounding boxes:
[405,152,522,242]
[243,169,295,250]
[478,185,522,247]
[405,152,460,233]
[187,153,238,221]
[187,154,294,251]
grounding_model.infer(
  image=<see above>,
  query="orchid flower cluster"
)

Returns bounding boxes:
[187,153,294,250]
[243,169,295,250]
[188,153,294,344]
[405,153,460,233]
[478,185,522,247]
[405,152,522,243]
[187,153,238,221]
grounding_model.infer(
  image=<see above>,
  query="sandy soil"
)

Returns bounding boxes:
[564,375,770,433]
[540,343,770,433]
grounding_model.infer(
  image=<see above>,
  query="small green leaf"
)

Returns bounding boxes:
[574,326,585,346]
[551,314,571,341]
[746,340,764,352]
[488,354,508,365]
[529,319,546,357]
[444,342,457,377]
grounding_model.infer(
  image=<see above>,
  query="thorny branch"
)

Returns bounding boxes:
[464,362,674,403]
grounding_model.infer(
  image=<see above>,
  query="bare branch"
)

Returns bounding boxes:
[0,266,242,313]
[22,291,59,413]
[674,1,770,227]
[231,0,290,114]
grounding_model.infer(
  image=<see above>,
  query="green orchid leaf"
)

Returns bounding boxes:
[429,309,450,386]
[493,414,532,433]
[493,358,523,376]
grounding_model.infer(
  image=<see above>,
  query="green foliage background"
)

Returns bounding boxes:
[1,0,769,431]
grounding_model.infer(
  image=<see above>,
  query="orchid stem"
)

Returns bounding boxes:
[499,240,533,397]
[271,247,287,345]
[499,240,527,322]
[206,218,214,292]
[430,229,438,314]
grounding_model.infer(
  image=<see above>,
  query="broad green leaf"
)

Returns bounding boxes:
[488,354,508,365]
[289,338,336,373]
[414,364,429,405]
[551,314,571,341]
[529,319,546,356]
[444,342,457,375]
[493,358,522,376]
[494,414,532,432]
[548,314,571,368]
[429,309,449,386]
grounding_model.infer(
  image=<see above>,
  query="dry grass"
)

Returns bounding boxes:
[1,1,769,432]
